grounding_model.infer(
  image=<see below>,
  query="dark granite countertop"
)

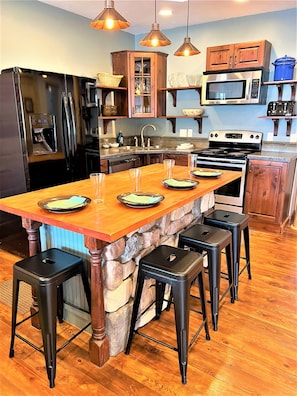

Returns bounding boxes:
[100,147,193,159]
[248,151,297,162]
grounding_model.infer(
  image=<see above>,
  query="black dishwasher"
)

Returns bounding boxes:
[108,156,142,173]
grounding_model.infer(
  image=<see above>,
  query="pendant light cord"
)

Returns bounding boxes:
[186,0,189,37]
[154,0,157,23]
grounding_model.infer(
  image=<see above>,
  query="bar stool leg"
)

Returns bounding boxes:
[243,226,252,279]
[9,277,20,358]
[197,272,211,341]
[155,281,166,319]
[57,285,64,323]
[125,272,145,355]
[36,286,58,388]
[232,229,241,301]
[225,244,235,303]
[171,284,190,384]
[207,250,221,331]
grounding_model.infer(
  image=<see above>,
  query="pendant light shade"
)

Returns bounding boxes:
[174,0,200,56]
[90,0,130,31]
[174,37,200,57]
[139,0,171,47]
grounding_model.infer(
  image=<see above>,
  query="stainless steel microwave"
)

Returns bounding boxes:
[201,69,268,105]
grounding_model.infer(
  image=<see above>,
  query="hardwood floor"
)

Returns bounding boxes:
[0,226,296,395]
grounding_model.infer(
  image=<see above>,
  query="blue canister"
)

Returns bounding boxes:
[272,55,296,81]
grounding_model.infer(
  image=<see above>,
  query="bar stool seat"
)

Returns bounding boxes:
[204,210,251,300]
[178,223,234,331]
[9,248,91,388]
[125,245,210,384]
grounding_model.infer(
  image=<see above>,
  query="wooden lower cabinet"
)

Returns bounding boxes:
[143,153,163,165]
[163,153,188,166]
[244,158,296,233]
[100,159,109,174]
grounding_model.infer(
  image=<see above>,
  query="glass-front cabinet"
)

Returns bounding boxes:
[112,51,167,118]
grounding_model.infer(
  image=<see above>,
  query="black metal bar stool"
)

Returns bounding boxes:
[125,245,210,384]
[178,223,234,331]
[9,248,91,388]
[204,210,251,300]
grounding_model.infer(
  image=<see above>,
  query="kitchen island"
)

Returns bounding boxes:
[0,164,241,366]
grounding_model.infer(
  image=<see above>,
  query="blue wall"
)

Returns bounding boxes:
[1,2,296,143]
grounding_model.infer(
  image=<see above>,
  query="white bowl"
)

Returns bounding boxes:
[182,108,204,116]
[110,143,119,148]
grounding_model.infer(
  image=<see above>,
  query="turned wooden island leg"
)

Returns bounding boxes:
[22,218,42,329]
[84,236,110,366]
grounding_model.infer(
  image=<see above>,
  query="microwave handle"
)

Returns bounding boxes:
[233,55,237,67]
[229,56,232,67]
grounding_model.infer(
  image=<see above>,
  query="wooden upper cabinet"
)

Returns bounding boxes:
[111,50,167,118]
[206,40,272,72]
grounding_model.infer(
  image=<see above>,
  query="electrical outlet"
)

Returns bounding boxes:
[187,129,193,137]
[179,129,187,137]
[290,133,297,143]
[267,132,274,141]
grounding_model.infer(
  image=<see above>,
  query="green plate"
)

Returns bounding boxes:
[117,192,164,208]
[162,178,198,190]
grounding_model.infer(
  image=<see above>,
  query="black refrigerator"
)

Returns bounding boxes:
[0,66,100,247]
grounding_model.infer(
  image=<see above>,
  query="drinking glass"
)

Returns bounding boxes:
[129,168,142,192]
[163,159,175,179]
[188,154,197,174]
[90,173,105,204]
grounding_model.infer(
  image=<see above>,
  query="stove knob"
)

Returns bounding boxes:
[255,135,260,139]
[210,133,213,138]
[250,134,254,139]
[215,133,218,138]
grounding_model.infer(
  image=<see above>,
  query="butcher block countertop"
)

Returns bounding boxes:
[0,164,241,243]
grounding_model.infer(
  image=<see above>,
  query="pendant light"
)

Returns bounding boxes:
[139,0,171,47]
[174,0,200,56]
[90,0,130,31]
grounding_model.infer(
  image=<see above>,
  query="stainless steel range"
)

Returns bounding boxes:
[192,130,263,213]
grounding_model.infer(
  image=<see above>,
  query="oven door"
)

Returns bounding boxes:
[196,158,246,212]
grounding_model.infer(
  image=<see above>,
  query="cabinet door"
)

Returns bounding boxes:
[234,41,270,70]
[206,45,234,71]
[244,160,288,224]
[206,40,271,71]
[129,53,155,117]
[112,51,167,118]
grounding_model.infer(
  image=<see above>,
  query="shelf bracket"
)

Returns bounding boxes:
[166,117,177,133]
[285,118,292,136]
[271,118,280,136]
[167,90,177,107]
[103,119,114,134]
[193,117,203,134]
[101,89,111,105]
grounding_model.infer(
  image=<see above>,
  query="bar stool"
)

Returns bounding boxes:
[204,210,251,300]
[178,223,234,331]
[125,245,210,384]
[9,248,91,388]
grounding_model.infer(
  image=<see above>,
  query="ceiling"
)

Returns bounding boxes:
[38,0,296,35]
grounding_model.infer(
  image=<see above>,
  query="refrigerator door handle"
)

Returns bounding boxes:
[62,92,71,170]
[68,92,77,154]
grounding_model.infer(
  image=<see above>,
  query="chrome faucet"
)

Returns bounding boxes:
[134,136,138,147]
[140,124,156,148]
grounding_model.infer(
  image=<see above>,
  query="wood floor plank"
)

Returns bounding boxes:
[0,225,296,395]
